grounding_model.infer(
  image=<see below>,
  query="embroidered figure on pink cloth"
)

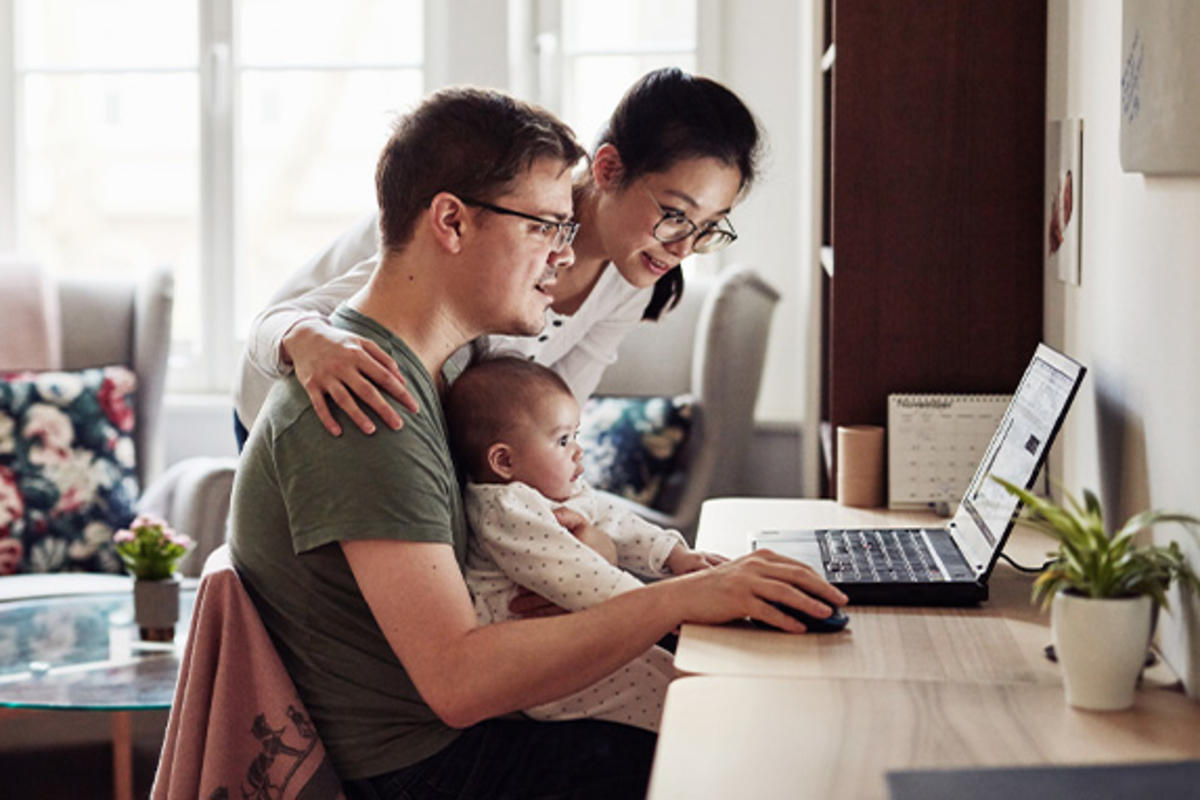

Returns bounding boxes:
[225,706,321,800]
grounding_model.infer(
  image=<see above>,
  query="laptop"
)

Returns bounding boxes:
[752,343,1086,605]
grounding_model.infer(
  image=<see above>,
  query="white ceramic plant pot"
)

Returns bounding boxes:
[1051,591,1153,711]
[133,576,181,642]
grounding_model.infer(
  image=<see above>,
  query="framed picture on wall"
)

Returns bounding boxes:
[1046,118,1082,286]
[1120,0,1200,174]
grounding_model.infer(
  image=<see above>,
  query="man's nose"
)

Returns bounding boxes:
[550,241,575,270]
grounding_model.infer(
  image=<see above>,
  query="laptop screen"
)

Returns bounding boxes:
[951,344,1086,572]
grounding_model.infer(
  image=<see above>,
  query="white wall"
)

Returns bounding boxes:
[717,0,818,433]
[1047,0,1200,695]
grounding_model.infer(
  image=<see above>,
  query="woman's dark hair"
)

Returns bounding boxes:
[594,68,763,321]
[376,87,585,252]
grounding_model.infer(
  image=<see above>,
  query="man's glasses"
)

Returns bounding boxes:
[643,187,738,254]
[461,198,579,252]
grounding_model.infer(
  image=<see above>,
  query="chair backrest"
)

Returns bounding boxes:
[594,265,780,535]
[595,276,708,398]
[153,545,345,799]
[57,269,174,487]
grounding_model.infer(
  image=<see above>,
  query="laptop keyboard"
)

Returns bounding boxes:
[818,529,949,583]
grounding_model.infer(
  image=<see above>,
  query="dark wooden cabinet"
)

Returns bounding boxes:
[820,0,1047,495]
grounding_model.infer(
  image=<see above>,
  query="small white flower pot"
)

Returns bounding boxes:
[133,576,181,642]
[1051,591,1153,711]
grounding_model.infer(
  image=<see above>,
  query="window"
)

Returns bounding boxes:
[531,0,697,152]
[3,0,704,395]
[558,0,696,149]
[6,0,423,391]
[13,0,202,373]
[233,0,423,377]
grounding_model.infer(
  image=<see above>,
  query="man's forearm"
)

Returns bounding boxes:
[348,539,839,730]
[442,580,682,726]
[347,538,682,729]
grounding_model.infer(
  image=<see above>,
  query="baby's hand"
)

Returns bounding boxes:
[508,587,567,619]
[665,544,728,575]
[553,507,618,565]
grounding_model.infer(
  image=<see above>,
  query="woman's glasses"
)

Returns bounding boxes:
[643,187,738,254]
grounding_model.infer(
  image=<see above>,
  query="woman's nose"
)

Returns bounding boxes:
[662,235,693,260]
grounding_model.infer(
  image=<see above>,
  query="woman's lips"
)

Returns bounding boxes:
[642,252,674,277]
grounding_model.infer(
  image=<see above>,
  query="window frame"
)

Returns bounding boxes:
[531,0,718,127]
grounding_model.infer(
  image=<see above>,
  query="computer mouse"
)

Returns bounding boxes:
[754,602,850,633]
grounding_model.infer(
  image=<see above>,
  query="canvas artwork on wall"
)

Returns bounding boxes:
[1120,0,1200,174]
[1046,119,1081,286]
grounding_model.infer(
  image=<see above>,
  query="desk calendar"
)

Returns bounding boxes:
[887,394,1011,511]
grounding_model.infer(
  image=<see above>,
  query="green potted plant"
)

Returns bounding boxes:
[993,477,1200,710]
[114,514,193,641]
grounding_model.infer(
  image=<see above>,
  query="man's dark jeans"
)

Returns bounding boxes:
[343,718,656,800]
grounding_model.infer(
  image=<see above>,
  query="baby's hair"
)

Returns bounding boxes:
[444,355,574,481]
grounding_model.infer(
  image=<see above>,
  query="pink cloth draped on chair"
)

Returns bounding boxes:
[152,546,345,800]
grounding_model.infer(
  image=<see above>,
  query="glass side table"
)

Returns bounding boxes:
[0,575,198,800]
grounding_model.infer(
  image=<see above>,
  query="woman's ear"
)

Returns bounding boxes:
[592,143,625,191]
[427,192,467,253]
[486,442,515,481]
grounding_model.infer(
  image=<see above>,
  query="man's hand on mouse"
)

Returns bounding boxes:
[663,550,849,634]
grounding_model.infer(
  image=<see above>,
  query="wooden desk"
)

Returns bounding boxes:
[674,499,1178,687]
[650,499,1200,798]
[648,675,1200,800]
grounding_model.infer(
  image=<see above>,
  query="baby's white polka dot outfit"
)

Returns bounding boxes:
[464,479,687,732]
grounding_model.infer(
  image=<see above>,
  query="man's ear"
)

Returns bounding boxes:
[427,192,468,253]
[486,442,515,481]
[592,143,625,191]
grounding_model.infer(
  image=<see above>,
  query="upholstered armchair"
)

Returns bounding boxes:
[53,268,234,576]
[0,264,174,578]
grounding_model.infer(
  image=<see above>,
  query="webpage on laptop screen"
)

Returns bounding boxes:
[958,356,1079,564]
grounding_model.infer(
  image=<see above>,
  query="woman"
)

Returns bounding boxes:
[233,67,762,447]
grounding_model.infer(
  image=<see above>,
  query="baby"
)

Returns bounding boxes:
[444,355,724,732]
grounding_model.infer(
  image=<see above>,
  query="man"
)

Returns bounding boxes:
[230,86,846,799]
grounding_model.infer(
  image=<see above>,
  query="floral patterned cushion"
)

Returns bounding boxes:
[0,366,139,574]
[579,394,694,513]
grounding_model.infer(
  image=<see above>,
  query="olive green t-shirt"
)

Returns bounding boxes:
[228,305,468,780]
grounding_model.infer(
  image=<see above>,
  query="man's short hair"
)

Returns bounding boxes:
[376,87,585,252]
[444,355,574,481]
